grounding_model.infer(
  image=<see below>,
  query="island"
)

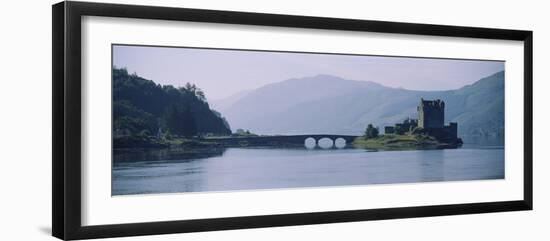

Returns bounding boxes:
[353,98,463,150]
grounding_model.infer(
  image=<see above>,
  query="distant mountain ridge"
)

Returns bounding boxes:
[211,89,252,111]
[216,72,504,138]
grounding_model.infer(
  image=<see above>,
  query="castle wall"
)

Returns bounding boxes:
[447,122,458,139]
[420,123,458,142]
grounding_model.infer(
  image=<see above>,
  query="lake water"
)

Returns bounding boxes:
[112,144,504,195]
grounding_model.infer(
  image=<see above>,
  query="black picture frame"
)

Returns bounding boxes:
[52,1,533,240]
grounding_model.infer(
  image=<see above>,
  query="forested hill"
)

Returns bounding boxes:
[112,67,231,137]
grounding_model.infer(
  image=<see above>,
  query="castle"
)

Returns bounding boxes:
[418,99,445,129]
[385,98,461,144]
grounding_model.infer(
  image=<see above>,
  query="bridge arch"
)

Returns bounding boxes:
[317,137,334,149]
[304,137,316,149]
[303,135,355,149]
[334,138,346,149]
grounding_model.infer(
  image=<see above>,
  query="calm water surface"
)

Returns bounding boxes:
[112,144,504,195]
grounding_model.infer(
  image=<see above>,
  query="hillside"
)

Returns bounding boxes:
[112,67,231,138]
[217,72,504,138]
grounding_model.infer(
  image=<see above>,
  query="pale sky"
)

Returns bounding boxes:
[113,44,504,100]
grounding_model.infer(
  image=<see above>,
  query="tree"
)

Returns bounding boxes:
[184,82,197,94]
[165,105,184,136]
[164,105,197,138]
[365,124,379,139]
[180,105,197,138]
[235,128,246,135]
[195,88,206,102]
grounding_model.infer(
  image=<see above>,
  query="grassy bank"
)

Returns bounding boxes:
[352,134,458,150]
[113,135,224,149]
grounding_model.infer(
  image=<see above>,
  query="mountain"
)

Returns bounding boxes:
[218,72,504,138]
[210,89,253,112]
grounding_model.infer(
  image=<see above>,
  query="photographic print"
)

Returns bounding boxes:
[111,44,505,196]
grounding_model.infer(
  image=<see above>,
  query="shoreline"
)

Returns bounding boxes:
[352,134,463,151]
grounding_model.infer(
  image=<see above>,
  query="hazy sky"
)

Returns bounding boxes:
[113,45,504,100]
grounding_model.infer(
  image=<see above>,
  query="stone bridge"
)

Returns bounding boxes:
[202,134,360,149]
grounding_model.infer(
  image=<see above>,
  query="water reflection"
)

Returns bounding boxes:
[114,147,226,162]
[112,144,504,195]
[418,150,444,182]
[462,135,504,147]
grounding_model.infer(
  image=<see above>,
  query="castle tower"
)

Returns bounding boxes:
[418,98,445,129]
